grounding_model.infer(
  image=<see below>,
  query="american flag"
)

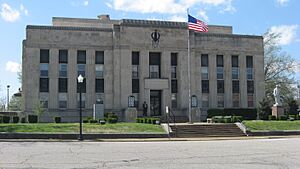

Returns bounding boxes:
[188,15,208,32]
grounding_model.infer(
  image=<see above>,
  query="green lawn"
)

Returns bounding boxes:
[0,123,165,133]
[243,120,300,131]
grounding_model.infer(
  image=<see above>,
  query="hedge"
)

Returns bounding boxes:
[12,116,19,123]
[28,115,38,123]
[3,116,10,123]
[207,108,257,120]
[54,117,61,123]
[136,118,160,124]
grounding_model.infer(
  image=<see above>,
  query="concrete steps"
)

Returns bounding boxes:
[170,124,246,137]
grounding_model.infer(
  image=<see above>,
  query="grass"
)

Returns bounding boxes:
[243,120,300,131]
[0,123,165,134]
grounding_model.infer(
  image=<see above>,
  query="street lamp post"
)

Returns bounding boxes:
[7,85,10,111]
[77,75,84,141]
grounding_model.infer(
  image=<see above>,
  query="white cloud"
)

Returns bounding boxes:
[276,0,289,6]
[84,1,89,6]
[109,0,234,15]
[0,3,20,22]
[169,15,186,22]
[270,25,298,45]
[5,61,21,73]
[20,4,28,16]
[198,10,209,22]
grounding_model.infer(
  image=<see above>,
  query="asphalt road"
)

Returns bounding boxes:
[0,138,300,169]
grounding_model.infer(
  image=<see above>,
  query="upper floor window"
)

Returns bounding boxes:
[171,80,177,93]
[201,67,209,80]
[96,79,104,93]
[202,80,209,93]
[59,64,67,77]
[149,52,160,78]
[77,64,85,77]
[171,53,177,79]
[171,66,177,79]
[232,80,240,93]
[232,55,239,67]
[40,64,48,77]
[247,81,254,93]
[201,54,208,67]
[95,65,104,78]
[132,52,139,65]
[95,51,104,64]
[39,78,49,92]
[150,65,159,78]
[216,55,223,67]
[232,67,239,79]
[77,50,86,64]
[132,65,139,78]
[59,50,68,63]
[58,78,68,93]
[132,79,139,93]
[217,80,224,93]
[247,56,253,80]
[40,49,49,63]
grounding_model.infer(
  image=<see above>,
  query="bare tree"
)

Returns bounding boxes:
[263,30,297,100]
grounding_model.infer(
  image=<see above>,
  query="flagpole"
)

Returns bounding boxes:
[187,9,192,123]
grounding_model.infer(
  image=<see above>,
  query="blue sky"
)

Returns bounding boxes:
[0,0,299,99]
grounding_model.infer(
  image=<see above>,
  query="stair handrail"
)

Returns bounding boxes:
[169,108,177,137]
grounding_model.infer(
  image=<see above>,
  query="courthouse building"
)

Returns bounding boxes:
[22,15,265,122]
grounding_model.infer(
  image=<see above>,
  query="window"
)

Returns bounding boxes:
[77,94,85,108]
[232,94,239,107]
[150,65,159,78]
[246,56,253,68]
[171,93,177,109]
[247,68,253,80]
[247,81,254,93]
[216,55,223,67]
[77,79,86,93]
[77,64,85,76]
[201,67,209,80]
[77,50,86,64]
[202,80,209,93]
[58,78,68,93]
[217,80,224,93]
[59,64,67,77]
[40,93,48,108]
[232,55,239,67]
[40,49,49,63]
[132,79,139,93]
[248,94,254,107]
[217,67,223,80]
[95,65,104,78]
[171,53,177,66]
[149,52,160,78]
[202,94,209,108]
[96,94,104,104]
[59,93,67,109]
[132,52,139,65]
[39,78,49,92]
[232,67,239,79]
[232,80,239,93]
[59,50,68,63]
[217,95,224,107]
[171,66,177,79]
[132,93,139,108]
[171,80,177,93]
[40,64,48,77]
[95,79,104,93]
[95,51,104,64]
[201,54,208,67]
[132,65,139,78]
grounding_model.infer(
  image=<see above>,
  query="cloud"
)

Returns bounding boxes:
[71,1,89,7]
[169,15,186,22]
[269,25,298,45]
[84,1,89,6]
[6,61,21,73]
[108,0,234,15]
[276,0,289,6]
[0,3,20,22]
[198,10,209,22]
[20,4,29,16]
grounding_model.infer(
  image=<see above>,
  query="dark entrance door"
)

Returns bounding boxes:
[150,90,161,116]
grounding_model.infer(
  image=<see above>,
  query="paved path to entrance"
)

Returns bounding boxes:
[0,138,300,169]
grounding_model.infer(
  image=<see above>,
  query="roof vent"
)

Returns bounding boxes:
[97,14,110,21]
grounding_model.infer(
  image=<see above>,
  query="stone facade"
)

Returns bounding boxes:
[22,15,264,122]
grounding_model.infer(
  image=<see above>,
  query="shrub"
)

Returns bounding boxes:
[224,116,232,123]
[207,108,257,120]
[295,114,299,120]
[232,116,243,122]
[106,117,118,123]
[140,118,144,123]
[268,115,276,121]
[278,116,288,121]
[83,119,89,123]
[13,116,19,123]
[21,117,26,123]
[54,117,61,123]
[152,118,160,124]
[89,119,98,123]
[3,116,10,123]
[28,115,38,123]
[99,119,106,125]
[105,112,118,122]
[0,116,3,123]
[212,116,223,123]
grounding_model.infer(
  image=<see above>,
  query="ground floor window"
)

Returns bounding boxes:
[77,93,85,108]
[58,93,67,109]
[217,95,224,108]
[171,93,177,109]
[247,94,254,107]
[232,94,240,107]
[202,94,209,108]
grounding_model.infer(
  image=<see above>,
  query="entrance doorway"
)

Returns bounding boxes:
[150,90,161,116]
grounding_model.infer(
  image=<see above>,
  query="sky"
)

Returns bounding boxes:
[0,0,299,99]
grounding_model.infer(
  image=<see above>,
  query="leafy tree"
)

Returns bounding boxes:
[9,96,22,111]
[263,31,297,101]
[286,98,299,115]
[258,97,272,120]
[33,102,46,122]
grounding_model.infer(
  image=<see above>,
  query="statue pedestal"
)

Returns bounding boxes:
[272,106,284,118]
[124,108,137,122]
[191,108,201,123]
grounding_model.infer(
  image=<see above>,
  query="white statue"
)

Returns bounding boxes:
[273,85,282,106]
